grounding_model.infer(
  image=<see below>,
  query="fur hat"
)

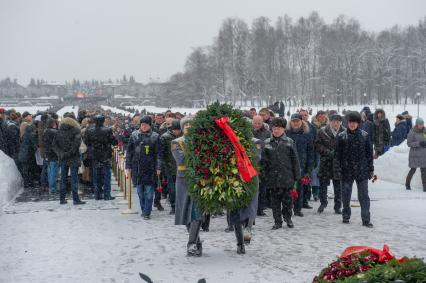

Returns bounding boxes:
[140,115,152,126]
[270,117,287,128]
[180,116,193,129]
[346,112,362,124]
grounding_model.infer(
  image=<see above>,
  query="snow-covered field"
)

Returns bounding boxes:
[5,106,51,114]
[127,105,202,115]
[101,105,132,116]
[0,179,425,283]
[56,105,79,118]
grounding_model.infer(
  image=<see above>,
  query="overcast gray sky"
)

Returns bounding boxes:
[1,0,425,85]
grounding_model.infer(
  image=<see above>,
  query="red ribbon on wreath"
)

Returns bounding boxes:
[340,244,395,263]
[214,116,258,182]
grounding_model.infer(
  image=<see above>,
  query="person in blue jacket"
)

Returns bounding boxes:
[391,114,408,147]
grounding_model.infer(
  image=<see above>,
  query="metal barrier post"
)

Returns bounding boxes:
[115,152,125,198]
[121,170,138,214]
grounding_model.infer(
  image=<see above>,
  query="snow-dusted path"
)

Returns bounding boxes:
[56,105,79,118]
[1,180,425,283]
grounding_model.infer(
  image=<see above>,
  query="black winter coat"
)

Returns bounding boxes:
[126,129,161,186]
[360,120,374,145]
[309,119,325,168]
[53,117,81,166]
[286,122,314,176]
[18,124,37,164]
[85,125,117,163]
[160,130,180,177]
[252,126,271,141]
[315,125,345,180]
[151,123,161,134]
[261,134,301,189]
[373,110,391,155]
[43,128,58,161]
[333,128,374,182]
[6,120,20,159]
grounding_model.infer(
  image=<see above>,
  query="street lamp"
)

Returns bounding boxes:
[293,96,296,112]
[337,89,341,113]
[363,93,367,105]
[322,94,325,109]
[416,92,421,118]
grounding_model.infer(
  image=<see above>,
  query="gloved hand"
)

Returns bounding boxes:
[419,140,426,147]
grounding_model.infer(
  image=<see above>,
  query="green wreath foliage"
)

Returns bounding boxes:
[185,102,258,214]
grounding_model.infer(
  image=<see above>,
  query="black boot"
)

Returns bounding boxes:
[169,207,175,215]
[73,199,86,205]
[284,217,294,228]
[187,221,202,257]
[201,214,210,232]
[225,212,234,232]
[224,226,234,233]
[272,223,282,230]
[155,202,164,211]
[234,223,245,255]
[303,203,313,209]
[362,221,373,228]
[317,204,326,213]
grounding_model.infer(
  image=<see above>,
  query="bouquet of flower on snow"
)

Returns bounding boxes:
[313,245,426,283]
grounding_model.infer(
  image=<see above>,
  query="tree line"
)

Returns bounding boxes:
[163,12,426,107]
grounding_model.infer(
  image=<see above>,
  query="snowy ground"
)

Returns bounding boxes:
[1,177,425,283]
[56,105,79,118]
[101,105,132,116]
[375,141,423,189]
[7,106,51,114]
[127,105,203,115]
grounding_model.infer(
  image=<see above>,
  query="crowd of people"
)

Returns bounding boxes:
[0,104,425,256]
